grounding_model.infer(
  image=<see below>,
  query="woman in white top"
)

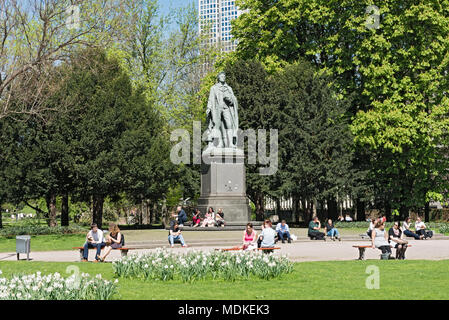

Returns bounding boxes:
[371,220,392,257]
[415,217,433,239]
[402,217,423,240]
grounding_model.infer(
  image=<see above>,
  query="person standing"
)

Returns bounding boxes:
[82,223,105,262]
[275,220,292,243]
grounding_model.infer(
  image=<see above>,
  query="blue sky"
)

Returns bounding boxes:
[159,0,197,16]
[159,0,197,32]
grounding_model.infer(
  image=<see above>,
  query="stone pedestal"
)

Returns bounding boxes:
[198,148,251,223]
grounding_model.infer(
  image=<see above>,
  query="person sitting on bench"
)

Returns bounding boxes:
[308,216,325,240]
[366,217,379,238]
[388,221,408,259]
[82,223,105,262]
[415,217,433,239]
[402,217,423,240]
[275,220,292,243]
[259,220,276,248]
[242,223,257,250]
[100,223,123,262]
[371,220,393,259]
[169,221,188,248]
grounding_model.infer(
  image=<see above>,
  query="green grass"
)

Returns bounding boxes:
[0,260,448,299]
[0,234,85,252]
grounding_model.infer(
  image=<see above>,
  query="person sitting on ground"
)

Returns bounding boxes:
[367,217,379,238]
[415,217,433,239]
[388,221,408,260]
[100,223,123,262]
[259,220,277,248]
[215,208,225,227]
[275,220,292,243]
[308,216,325,240]
[192,209,201,227]
[402,217,423,240]
[242,223,257,250]
[337,215,345,222]
[82,223,105,262]
[325,219,341,241]
[345,214,353,222]
[371,220,393,259]
[168,220,187,248]
[201,207,215,227]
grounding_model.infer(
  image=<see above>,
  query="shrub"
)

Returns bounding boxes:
[0,271,118,300]
[112,249,294,283]
[0,225,85,237]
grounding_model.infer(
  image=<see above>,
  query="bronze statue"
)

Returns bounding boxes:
[206,72,239,149]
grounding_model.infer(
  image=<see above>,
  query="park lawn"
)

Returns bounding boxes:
[0,260,448,299]
[0,234,86,252]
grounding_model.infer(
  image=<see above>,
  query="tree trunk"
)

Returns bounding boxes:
[424,202,430,222]
[312,198,317,218]
[399,205,408,222]
[92,194,104,229]
[256,193,265,221]
[292,195,300,223]
[356,200,366,222]
[327,197,338,221]
[46,193,57,227]
[61,193,69,226]
[0,207,3,229]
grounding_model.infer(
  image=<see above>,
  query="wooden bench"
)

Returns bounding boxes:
[215,247,281,254]
[73,247,132,261]
[353,244,412,260]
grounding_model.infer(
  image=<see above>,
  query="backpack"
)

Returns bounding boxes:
[120,233,125,246]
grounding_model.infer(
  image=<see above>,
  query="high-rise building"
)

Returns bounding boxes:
[198,0,244,52]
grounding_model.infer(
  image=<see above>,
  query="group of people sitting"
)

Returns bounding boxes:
[241,219,294,250]
[367,216,433,240]
[308,216,341,241]
[81,223,125,262]
[192,207,225,228]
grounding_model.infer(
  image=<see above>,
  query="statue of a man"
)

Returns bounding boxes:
[206,72,239,148]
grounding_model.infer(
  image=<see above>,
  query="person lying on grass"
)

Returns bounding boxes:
[100,223,123,262]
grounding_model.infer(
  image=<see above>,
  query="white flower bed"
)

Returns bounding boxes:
[112,249,293,282]
[0,270,118,300]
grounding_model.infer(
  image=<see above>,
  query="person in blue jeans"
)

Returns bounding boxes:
[325,219,341,241]
[168,221,188,248]
[275,220,292,243]
[82,223,105,262]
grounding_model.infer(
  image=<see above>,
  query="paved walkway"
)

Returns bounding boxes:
[1,239,448,263]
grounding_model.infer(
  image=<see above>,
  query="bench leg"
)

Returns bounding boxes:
[17,253,19,261]
[358,248,366,260]
[121,250,128,257]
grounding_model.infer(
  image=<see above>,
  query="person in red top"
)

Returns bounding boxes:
[242,223,257,250]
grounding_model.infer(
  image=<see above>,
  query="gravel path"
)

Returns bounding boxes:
[1,238,448,263]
